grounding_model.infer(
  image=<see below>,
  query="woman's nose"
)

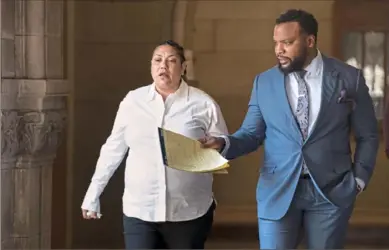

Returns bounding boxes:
[160,63,167,69]
[160,60,168,68]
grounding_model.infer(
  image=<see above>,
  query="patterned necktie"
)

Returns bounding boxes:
[294,70,309,174]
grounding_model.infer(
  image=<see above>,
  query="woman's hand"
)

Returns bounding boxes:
[82,209,101,219]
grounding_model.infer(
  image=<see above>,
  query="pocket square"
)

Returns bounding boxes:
[337,88,356,110]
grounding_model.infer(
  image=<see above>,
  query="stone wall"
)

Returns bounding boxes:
[1,0,68,249]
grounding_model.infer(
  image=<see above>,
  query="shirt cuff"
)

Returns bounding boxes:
[219,135,230,157]
[355,177,365,192]
[81,195,101,214]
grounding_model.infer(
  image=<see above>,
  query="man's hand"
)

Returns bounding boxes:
[385,149,389,159]
[199,136,225,151]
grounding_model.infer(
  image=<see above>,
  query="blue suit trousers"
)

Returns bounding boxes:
[258,178,355,249]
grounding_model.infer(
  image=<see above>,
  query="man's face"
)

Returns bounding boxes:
[273,22,313,74]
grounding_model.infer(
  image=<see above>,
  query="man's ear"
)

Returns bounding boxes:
[307,35,316,48]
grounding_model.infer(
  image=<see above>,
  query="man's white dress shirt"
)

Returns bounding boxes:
[81,80,228,222]
[285,52,322,137]
[223,50,364,190]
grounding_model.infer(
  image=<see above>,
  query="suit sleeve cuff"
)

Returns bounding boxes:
[219,135,230,157]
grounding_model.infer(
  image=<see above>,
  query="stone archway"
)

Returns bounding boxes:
[1,0,69,249]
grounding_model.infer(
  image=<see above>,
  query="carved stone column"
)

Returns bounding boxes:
[1,0,68,249]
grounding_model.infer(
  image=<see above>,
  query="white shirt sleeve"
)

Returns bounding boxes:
[206,100,229,137]
[203,100,230,156]
[81,93,131,213]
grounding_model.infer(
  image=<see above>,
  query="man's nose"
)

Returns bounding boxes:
[275,43,285,55]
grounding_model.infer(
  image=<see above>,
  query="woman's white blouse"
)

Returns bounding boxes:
[81,81,229,222]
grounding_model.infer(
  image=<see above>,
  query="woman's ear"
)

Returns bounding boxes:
[181,61,187,76]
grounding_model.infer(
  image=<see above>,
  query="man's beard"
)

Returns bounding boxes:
[278,48,308,74]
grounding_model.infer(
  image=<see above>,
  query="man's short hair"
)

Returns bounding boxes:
[276,9,318,41]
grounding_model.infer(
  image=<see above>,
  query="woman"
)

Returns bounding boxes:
[81,40,229,249]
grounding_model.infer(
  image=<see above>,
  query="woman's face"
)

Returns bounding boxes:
[151,45,185,92]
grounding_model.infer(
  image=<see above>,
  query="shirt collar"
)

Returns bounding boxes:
[147,79,189,102]
[304,49,323,77]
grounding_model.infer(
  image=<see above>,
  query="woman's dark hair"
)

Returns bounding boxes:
[156,40,187,79]
[276,9,318,42]
[157,40,186,63]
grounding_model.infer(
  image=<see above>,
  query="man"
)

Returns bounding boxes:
[201,9,379,249]
[384,87,389,159]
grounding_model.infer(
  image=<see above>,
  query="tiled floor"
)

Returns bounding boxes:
[71,221,389,249]
[206,241,384,249]
[206,223,389,249]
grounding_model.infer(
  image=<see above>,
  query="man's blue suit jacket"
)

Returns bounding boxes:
[224,55,379,220]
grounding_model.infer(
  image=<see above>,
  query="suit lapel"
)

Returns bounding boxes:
[271,67,302,143]
[305,55,339,142]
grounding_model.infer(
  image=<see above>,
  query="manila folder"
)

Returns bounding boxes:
[158,127,229,173]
